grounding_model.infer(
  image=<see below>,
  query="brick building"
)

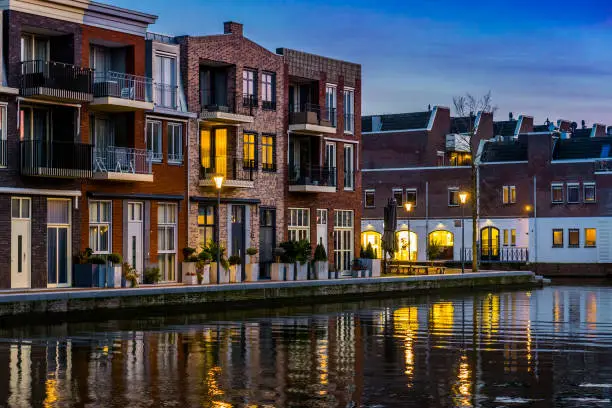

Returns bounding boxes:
[362,108,612,276]
[279,48,362,273]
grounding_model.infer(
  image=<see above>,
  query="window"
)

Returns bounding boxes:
[551,184,564,203]
[198,204,216,249]
[334,210,354,272]
[501,228,516,247]
[365,190,375,208]
[361,231,382,259]
[436,151,445,167]
[568,229,579,248]
[344,144,354,190]
[325,142,337,186]
[158,203,177,281]
[503,229,509,246]
[344,88,354,133]
[155,54,177,108]
[325,85,337,126]
[584,183,596,203]
[449,152,472,166]
[405,189,417,207]
[243,132,257,169]
[21,34,49,63]
[89,201,111,253]
[0,104,7,167]
[261,72,276,110]
[511,229,516,246]
[168,123,183,163]
[567,183,580,204]
[392,189,403,207]
[585,228,597,247]
[11,197,31,219]
[146,120,163,162]
[448,188,460,206]
[243,69,257,106]
[288,208,310,241]
[552,229,563,248]
[262,134,275,171]
[503,185,516,204]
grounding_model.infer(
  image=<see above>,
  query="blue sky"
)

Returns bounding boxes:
[108,0,612,124]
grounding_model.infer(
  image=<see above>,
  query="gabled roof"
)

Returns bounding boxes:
[553,137,612,160]
[493,120,518,137]
[481,140,528,162]
[362,111,432,133]
[450,116,476,134]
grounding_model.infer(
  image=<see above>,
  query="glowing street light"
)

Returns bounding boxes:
[213,174,224,284]
[404,202,413,272]
[459,192,468,274]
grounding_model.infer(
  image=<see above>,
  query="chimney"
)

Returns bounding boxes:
[593,124,606,137]
[509,112,513,121]
[224,21,243,36]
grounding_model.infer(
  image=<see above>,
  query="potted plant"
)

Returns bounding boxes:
[207,240,230,284]
[245,247,259,282]
[352,258,368,278]
[196,248,212,284]
[295,239,312,280]
[73,248,108,287]
[271,247,291,281]
[122,262,139,288]
[228,254,242,283]
[107,253,123,288]
[366,243,381,277]
[182,247,198,285]
[143,266,161,284]
[313,242,329,280]
[278,241,298,281]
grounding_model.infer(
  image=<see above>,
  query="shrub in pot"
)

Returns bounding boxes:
[206,240,229,283]
[228,254,242,283]
[271,247,291,281]
[122,262,139,288]
[143,266,161,284]
[279,241,298,281]
[107,253,123,288]
[313,242,329,280]
[73,249,107,288]
[182,247,199,285]
[246,247,258,263]
[245,247,259,282]
[295,240,312,280]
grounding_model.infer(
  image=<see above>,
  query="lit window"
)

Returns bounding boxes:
[585,228,596,247]
[567,183,580,204]
[365,190,375,208]
[262,134,275,171]
[551,184,563,203]
[568,229,579,247]
[89,201,111,254]
[552,229,563,248]
[405,188,417,207]
[502,185,516,204]
[503,229,509,246]
[511,229,516,246]
[243,132,256,169]
[198,204,215,249]
[361,231,382,259]
[584,183,596,203]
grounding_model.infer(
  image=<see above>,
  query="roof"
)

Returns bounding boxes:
[553,137,612,160]
[572,129,591,139]
[481,140,528,162]
[362,112,432,133]
[493,120,518,137]
[450,116,476,134]
[532,124,550,133]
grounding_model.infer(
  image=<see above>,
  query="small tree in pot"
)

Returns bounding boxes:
[206,240,229,284]
[228,254,242,283]
[122,262,139,288]
[196,249,212,284]
[313,242,329,280]
[279,241,298,281]
[295,239,312,280]
[271,247,289,281]
[182,247,198,285]
[245,247,259,282]
[143,266,161,284]
[107,253,123,288]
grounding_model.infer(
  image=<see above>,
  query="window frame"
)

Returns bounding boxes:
[585,228,597,248]
[242,131,257,169]
[0,103,7,168]
[551,183,564,204]
[242,68,257,106]
[511,229,516,246]
[568,228,580,248]
[392,188,403,207]
[261,72,276,110]
[198,204,216,249]
[502,185,516,204]
[261,133,276,172]
[343,144,355,191]
[364,189,375,208]
[567,183,580,204]
[584,182,596,203]
[167,122,183,164]
[146,120,163,162]
[343,88,354,134]
[552,228,564,248]
[288,208,310,242]
[405,188,417,207]
[325,84,337,126]
[158,203,178,282]
[503,229,509,246]
[448,188,460,207]
[89,200,111,254]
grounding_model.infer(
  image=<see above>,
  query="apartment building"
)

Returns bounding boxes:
[279,48,362,273]
[178,22,285,278]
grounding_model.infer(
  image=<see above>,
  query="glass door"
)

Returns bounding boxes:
[480,227,500,261]
[47,199,70,287]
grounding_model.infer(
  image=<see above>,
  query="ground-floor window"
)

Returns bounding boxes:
[334,210,354,271]
[89,201,111,254]
[396,230,417,261]
[288,208,309,241]
[428,230,453,260]
[361,230,382,258]
[198,204,216,249]
[48,199,71,287]
[158,203,177,281]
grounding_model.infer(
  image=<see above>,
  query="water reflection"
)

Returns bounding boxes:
[1,285,612,407]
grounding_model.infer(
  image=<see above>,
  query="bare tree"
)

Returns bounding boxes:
[452,91,497,272]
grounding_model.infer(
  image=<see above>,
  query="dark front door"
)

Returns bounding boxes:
[259,207,276,279]
[231,205,246,281]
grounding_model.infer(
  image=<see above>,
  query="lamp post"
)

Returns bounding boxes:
[213,174,224,284]
[404,202,413,272]
[459,192,468,274]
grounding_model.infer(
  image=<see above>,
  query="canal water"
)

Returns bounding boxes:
[1,284,612,407]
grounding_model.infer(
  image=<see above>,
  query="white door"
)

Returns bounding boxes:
[11,198,31,289]
[127,202,144,278]
[316,209,328,251]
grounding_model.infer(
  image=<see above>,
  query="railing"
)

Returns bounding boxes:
[93,146,152,175]
[154,83,177,109]
[289,103,335,127]
[168,152,183,163]
[289,164,337,187]
[21,60,93,94]
[200,156,255,182]
[594,160,612,173]
[262,162,277,172]
[262,100,276,111]
[343,170,355,190]
[145,32,177,44]
[201,90,255,116]
[463,246,529,263]
[0,139,6,167]
[344,113,354,133]
[94,71,152,102]
[20,140,93,178]
[242,93,258,108]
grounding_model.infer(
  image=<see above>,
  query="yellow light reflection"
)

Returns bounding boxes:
[431,302,454,336]
[452,354,473,407]
[394,307,418,386]
[481,294,500,342]
[43,377,58,408]
[586,292,597,331]
[206,366,232,407]
[526,319,532,372]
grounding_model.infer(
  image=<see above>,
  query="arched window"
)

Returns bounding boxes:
[396,230,417,261]
[361,231,382,259]
[481,227,500,261]
[428,230,454,260]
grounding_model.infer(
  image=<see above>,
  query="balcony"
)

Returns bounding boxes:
[200,90,254,124]
[199,156,255,188]
[20,140,93,178]
[446,133,471,152]
[91,71,154,111]
[288,164,337,193]
[595,160,612,173]
[289,104,336,135]
[20,60,94,103]
[92,146,153,182]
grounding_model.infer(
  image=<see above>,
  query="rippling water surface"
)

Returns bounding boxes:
[2,284,612,407]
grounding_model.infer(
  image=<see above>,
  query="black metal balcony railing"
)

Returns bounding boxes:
[94,71,152,102]
[344,113,355,133]
[20,60,94,94]
[242,93,258,108]
[93,146,152,175]
[262,100,276,111]
[289,164,337,187]
[463,246,529,263]
[0,139,6,167]
[201,90,255,116]
[289,103,335,127]
[154,83,177,109]
[262,162,277,172]
[595,160,612,173]
[200,156,255,182]
[20,140,93,178]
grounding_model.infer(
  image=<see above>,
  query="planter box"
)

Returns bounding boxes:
[371,259,381,277]
[73,264,105,288]
[107,265,122,288]
[245,264,259,282]
[295,263,308,280]
[271,263,294,281]
[199,264,211,285]
[210,262,229,284]
[229,265,242,283]
[313,261,329,280]
[182,262,197,285]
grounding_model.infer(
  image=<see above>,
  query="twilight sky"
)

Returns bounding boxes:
[108,0,612,125]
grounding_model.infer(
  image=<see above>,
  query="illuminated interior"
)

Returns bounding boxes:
[428,230,454,260]
[361,231,382,258]
[395,230,417,261]
[449,152,472,166]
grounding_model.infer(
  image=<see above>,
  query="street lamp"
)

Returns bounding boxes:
[213,174,224,284]
[459,192,468,274]
[404,202,413,272]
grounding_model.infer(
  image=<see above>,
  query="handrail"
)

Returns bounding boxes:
[289,164,337,187]
[20,139,93,178]
[93,71,152,102]
[200,156,255,181]
[93,146,152,175]
[20,60,94,94]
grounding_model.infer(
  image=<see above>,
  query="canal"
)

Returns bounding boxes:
[0,283,611,407]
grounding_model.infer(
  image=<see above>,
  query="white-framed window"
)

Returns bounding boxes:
[502,185,516,204]
[334,210,354,272]
[261,72,275,109]
[243,69,256,98]
[585,228,597,247]
[167,122,183,163]
[155,53,177,108]
[158,203,177,281]
[436,151,445,167]
[448,188,460,206]
[288,208,310,241]
[343,144,354,190]
[343,88,354,133]
[20,33,49,63]
[325,142,337,186]
[325,84,337,126]
[89,201,111,254]
[405,188,417,207]
[551,183,564,204]
[364,190,375,208]
[146,120,163,162]
[11,197,31,219]
[392,188,403,207]
[584,182,596,203]
[503,229,516,246]
[567,183,580,204]
[317,209,327,225]
[0,104,7,167]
